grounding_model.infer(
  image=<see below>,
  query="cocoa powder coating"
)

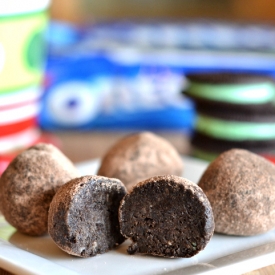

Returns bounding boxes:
[97,132,183,190]
[0,143,79,236]
[198,149,275,235]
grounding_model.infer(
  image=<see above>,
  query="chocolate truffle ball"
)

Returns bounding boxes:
[48,175,127,257]
[0,143,79,236]
[119,175,214,258]
[198,149,275,235]
[97,132,183,190]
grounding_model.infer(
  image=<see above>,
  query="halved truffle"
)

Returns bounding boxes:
[48,175,127,257]
[97,132,183,190]
[119,175,214,258]
[198,149,275,235]
[0,143,79,236]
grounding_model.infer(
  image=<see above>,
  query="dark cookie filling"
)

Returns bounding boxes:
[119,175,214,258]
[48,175,127,257]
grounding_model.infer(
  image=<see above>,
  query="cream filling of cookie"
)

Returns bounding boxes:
[196,114,275,140]
[187,82,275,104]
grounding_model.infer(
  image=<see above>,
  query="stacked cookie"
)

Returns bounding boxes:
[183,72,275,161]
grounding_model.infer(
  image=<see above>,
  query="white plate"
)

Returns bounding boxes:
[1,156,275,275]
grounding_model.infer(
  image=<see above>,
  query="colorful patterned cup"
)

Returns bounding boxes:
[0,1,50,93]
[0,0,51,173]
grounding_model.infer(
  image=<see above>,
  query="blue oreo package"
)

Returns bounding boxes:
[40,21,195,132]
[39,20,275,132]
[40,49,195,131]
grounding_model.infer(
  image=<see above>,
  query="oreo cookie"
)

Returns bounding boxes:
[184,72,275,113]
[119,175,214,258]
[192,131,275,161]
[183,72,275,161]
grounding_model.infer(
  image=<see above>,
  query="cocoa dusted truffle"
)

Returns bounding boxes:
[198,148,275,236]
[97,132,183,190]
[0,143,79,236]
[48,175,127,258]
[119,175,214,258]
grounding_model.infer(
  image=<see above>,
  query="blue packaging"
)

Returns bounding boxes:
[40,52,113,130]
[40,20,275,132]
